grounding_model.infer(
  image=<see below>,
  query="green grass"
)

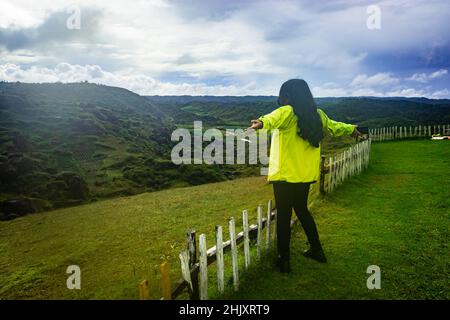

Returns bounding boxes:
[223,139,449,300]
[1,139,448,300]
[0,176,273,299]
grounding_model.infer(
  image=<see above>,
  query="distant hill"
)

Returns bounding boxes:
[0,82,251,220]
[1,82,449,220]
[147,95,450,127]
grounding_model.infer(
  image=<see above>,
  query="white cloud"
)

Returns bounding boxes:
[430,69,449,79]
[385,88,426,97]
[0,63,269,95]
[430,88,450,99]
[407,69,448,83]
[2,63,449,98]
[312,86,348,97]
[0,1,449,97]
[350,73,399,87]
[312,71,449,98]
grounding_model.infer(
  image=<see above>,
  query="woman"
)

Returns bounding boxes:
[249,79,360,273]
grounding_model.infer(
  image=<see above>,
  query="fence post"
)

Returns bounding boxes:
[257,205,263,259]
[272,208,277,244]
[346,150,350,179]
[328,157,333,192]
[198,234,208,300]
[139,279,150,300]
[160,261,171,300]
[179,251,193,294]
[333,155,337,189]
[319,155,326,194]
[186,229,199,300]
[266,200,272,249]
[242,210,250,269]
[229,217,239,291]
[215,225,224,294]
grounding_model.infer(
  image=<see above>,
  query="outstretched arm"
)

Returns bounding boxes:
[248,105,292,131]
[318,109,361,137]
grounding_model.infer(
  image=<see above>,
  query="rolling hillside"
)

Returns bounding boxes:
[0,83,260,219]
[0,176,273,299]
[1,82,450,220]
[0,83,175,212]
[147,95,450,127]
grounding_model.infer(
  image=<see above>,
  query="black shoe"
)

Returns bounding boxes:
[303,247,327,263]
[279,260,292,273]
[275,257,292,273]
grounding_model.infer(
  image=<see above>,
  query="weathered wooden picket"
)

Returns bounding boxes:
[369,124,450,142]
[320,139,371,194]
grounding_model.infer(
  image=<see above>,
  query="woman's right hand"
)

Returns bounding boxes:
[248,119,263,130]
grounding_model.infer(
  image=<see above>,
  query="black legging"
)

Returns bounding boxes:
[273,182,321,261]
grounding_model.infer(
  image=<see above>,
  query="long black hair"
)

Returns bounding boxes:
[278,79,324,148]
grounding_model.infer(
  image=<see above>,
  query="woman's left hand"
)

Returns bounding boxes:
[351,125,362,138]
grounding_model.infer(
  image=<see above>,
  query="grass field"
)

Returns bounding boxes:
[0,176,273,299]
[1,139,448,299]
[223,139,449,300]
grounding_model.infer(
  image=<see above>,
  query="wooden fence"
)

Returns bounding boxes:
[175,201,276,300]
[137,200,277,300]
[370,124,450,142]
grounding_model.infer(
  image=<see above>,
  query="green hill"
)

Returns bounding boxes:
[147,95,450,127]
[2,82,450,220]
[0,83,260,219]
[0,82,174,211]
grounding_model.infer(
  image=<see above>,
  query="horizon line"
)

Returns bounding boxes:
[1,80,449,101]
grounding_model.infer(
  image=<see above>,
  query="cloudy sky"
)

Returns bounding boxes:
[0,0,449,97]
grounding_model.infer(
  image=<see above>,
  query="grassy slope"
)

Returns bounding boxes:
[1,139,448,300]
[223,139,449,300]
[0,176,273,299]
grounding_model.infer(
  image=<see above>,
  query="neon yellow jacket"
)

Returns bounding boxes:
[258,105,354,183]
